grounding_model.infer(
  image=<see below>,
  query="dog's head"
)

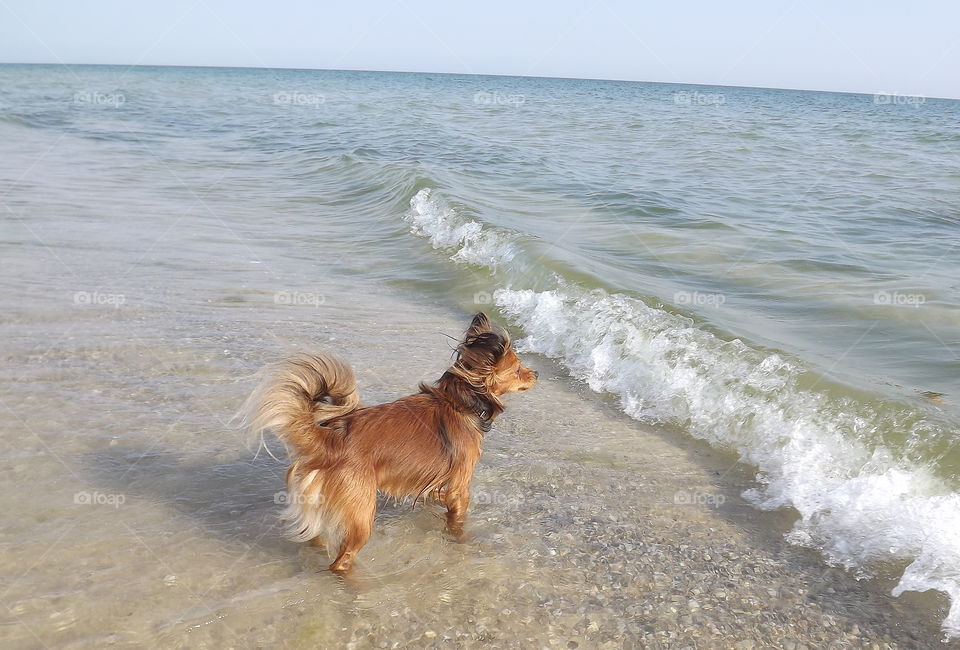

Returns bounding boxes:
[455,313,538,396]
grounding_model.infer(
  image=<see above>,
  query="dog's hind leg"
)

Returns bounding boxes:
[328,481,376,573]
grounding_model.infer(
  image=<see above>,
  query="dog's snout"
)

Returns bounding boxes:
[532,370,539,379]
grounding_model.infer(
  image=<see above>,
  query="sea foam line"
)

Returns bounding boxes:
[403,188,960,639]
[404,188,518,269]
[494,286,960,640]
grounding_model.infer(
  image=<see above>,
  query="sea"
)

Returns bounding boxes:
[1,63,958,643]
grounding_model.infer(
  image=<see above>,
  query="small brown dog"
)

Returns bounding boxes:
[243,313,537,572]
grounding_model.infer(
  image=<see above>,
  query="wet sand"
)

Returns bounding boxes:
[0,274,953,648]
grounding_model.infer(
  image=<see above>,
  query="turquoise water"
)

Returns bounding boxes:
[2,64,958,636]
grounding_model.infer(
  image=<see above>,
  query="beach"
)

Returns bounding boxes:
[0,275,948,648]
[1,64,958,647]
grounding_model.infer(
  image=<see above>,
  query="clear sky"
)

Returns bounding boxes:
[2,0,958,99]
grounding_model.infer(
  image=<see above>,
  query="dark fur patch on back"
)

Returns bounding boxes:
[435,417,454,458]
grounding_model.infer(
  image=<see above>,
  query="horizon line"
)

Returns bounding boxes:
[2,61,957,102]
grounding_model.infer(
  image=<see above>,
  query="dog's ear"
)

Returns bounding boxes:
[463,312,511,354]
[466,312,492,338]
[462,313,503,369]
[458,332,506,373]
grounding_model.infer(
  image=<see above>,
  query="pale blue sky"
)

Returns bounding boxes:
[2,0,959,99]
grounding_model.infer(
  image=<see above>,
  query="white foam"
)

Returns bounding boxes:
[494,286,960,640]
[404,188,518,269]
[401,188,960,639]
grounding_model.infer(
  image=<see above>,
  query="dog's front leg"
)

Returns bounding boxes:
[443,484,470,539]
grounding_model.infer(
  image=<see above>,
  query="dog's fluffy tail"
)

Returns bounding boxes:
[239,353,360,456]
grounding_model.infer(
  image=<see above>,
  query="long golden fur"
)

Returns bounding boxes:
[241,313,538,572]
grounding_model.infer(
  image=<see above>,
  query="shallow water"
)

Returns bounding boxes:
[1,63,958,645]
[0,264,950,648]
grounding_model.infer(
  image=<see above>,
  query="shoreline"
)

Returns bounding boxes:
[1,276,951,648]
[467,355,951,648]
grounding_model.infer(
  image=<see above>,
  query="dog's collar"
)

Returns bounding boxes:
[476,409,493,433]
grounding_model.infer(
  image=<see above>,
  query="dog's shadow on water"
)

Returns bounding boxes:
[80,440,302,558]
[79,440,454,587]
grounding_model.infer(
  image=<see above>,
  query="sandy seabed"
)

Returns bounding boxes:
[0,274,952,649]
